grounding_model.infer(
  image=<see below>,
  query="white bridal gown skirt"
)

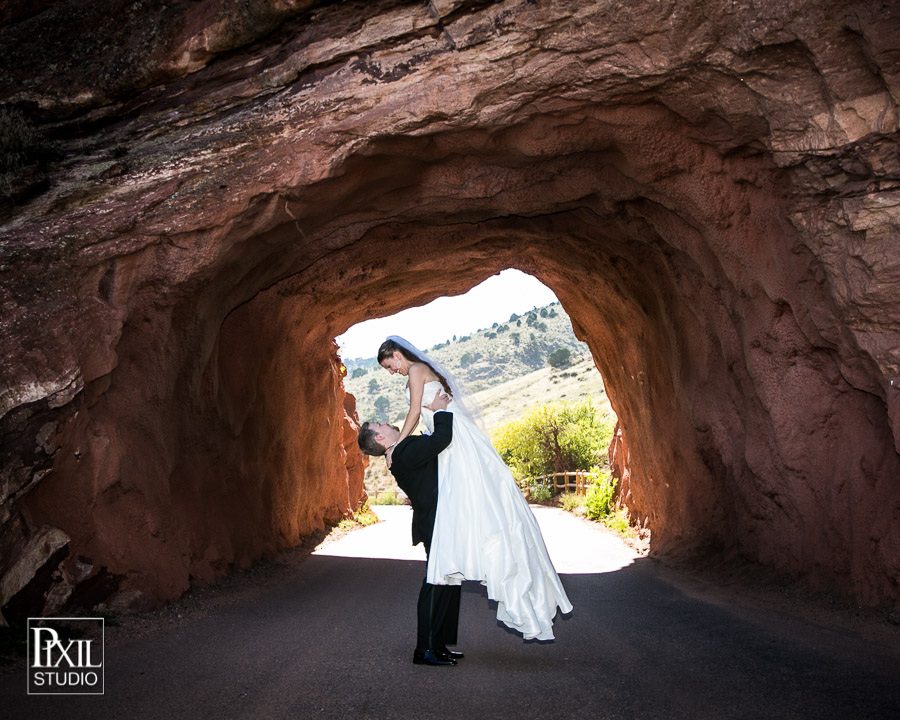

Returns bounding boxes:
[421,393,573,640]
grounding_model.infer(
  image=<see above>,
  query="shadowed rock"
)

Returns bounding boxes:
[1,0,899,617]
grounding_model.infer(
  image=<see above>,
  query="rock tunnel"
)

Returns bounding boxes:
[1,0,900,620]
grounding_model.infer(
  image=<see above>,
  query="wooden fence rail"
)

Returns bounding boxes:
[372,471,599,504]
[369,490,406,500]
[517,471,599,495]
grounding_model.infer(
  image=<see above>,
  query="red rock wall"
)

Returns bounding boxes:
[19,278,363,609]
[1,0,899,615]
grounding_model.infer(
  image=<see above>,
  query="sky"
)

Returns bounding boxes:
[336,269,559,360]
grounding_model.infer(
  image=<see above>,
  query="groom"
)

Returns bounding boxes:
[357,389,463,667]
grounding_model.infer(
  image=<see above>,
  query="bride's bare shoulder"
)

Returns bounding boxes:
[408,362,439,383]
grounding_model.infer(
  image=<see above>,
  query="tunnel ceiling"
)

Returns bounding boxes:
[1,0,899,618]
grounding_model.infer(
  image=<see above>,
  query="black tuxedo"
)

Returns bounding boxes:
[389,412,461,652]
[390,411,452,551]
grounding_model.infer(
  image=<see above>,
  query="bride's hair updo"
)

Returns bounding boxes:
[378,339,452,396]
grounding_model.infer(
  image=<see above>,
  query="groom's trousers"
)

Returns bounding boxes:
[416,541,462,652]
[416,580,461,652]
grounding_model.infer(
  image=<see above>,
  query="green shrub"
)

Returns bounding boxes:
[354,505,380,526]
[528,484,554,502]
[558,492,583,513]
[584,472,616,520]
[492,400,615,480]
[337,505,381,530]
[603,507,631,535]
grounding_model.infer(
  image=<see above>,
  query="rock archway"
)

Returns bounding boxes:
[2,0,899,618]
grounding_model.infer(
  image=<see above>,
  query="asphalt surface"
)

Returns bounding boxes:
[3,506,900,719]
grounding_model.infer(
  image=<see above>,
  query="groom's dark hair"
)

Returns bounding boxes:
[358,422,387,457]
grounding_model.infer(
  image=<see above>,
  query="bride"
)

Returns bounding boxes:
[378,336,573,640]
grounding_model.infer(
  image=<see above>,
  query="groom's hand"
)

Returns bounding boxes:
[424,388,451,412]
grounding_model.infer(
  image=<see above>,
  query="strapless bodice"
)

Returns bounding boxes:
[406,380,452,433]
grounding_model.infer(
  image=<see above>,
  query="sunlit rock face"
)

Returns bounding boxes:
[1,0,899,616]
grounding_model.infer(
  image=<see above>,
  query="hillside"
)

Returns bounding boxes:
[470,351,610,430]
[343,301,590,425]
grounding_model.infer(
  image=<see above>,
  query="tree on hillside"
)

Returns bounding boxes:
[351,367,367,379]
[460,351,482,368]
[373,395,391,420]
[368,378,378,394]
[522,339,544,367]
[548,348,572,368]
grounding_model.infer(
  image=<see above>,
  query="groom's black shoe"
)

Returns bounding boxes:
[435,648,464,660]
[413,649,457,666]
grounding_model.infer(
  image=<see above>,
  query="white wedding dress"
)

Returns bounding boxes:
[412,381,573,640]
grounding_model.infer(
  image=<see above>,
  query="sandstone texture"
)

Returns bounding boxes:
[1,0,899,616]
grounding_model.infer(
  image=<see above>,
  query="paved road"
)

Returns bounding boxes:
[3,506,900,719]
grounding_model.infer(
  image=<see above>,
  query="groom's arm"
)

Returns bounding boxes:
[394,412,453,470]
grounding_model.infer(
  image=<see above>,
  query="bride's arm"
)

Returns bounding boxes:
[397,364,427,442]
[386,365,427,467]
